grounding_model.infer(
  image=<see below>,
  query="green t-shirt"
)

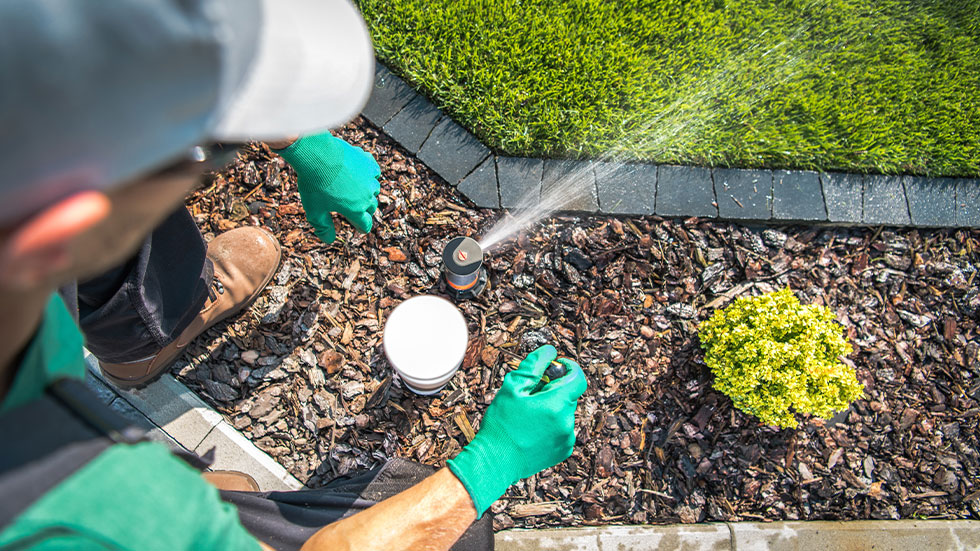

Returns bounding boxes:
[0,295,262,551]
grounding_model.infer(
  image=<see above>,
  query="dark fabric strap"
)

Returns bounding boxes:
[48,378,212,473]
[47,378,146,444]
[0,382,114,528]
[0,376,214,531]
[0,377,189,531]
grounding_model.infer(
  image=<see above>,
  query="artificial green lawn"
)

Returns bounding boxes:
[354,0,980,177]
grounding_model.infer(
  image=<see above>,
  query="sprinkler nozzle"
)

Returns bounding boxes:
[442,236,488,301]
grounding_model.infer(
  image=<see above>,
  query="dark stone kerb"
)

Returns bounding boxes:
[656,165,716,218]
[363,64,978,229]
[864,175,911,226]
[417,117,491,186]
[956,179,980,226]
[773,170,826,222]
[595,161,656,216]
[715,168,773,221]
[542,159,599,213]
[457,156,500,209]
[381,94,444,155]
[361,65,418,127]
[906,176,957,227]
[822,172,863,224]
[497,157,544,209]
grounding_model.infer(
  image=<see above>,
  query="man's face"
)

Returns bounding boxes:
[71,167,204,282]
[0,160,209,293]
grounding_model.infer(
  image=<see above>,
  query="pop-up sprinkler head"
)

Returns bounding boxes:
[442,236,488,301]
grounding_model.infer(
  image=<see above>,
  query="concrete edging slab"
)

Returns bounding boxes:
[495,524,732,551]
[84,352,303,491]
[496,520,980,550]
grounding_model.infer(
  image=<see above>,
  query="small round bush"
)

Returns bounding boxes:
[698,288,863,429]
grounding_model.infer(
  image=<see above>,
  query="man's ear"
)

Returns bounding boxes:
[0,191,111,290]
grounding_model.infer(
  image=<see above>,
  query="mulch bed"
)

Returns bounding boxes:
[179,116,980,529]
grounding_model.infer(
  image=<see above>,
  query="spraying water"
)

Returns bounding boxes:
[478,161,597,251]
[477,24,823,253]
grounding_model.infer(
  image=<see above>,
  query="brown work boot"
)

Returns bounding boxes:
[100,227,281,389]
[202,470,261,492]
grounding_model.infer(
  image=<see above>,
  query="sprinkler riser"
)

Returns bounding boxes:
[442,236,488,301]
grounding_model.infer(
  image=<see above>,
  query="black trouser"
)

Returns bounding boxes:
[69,209,494,550]
[221,459,493,551]
[71,206,212,364]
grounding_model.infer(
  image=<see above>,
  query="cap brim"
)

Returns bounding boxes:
[211,0,374,140]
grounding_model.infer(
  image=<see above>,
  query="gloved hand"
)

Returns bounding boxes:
[274,132,381,243]
[447,345,587,516]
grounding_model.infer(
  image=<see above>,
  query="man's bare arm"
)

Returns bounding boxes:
[293,467,476,551]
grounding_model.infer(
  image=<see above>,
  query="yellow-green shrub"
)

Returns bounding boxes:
[698,288,863,429]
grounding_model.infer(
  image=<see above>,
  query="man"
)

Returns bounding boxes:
[82,130,382,390]
[0,1,588,550]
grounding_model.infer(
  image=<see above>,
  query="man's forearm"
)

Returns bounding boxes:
[298,467,477,551]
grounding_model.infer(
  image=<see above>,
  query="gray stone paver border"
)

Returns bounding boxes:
[773,169,827,222]
[656,165,716,218]
[908,177,958,227]
[864,175,911,226]
[542,159,599,212]
[362,62,979,228]
[417,117,490,185]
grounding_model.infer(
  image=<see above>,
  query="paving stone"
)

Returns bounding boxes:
[596,524,732,551]
[361,64,418,127]
[715,168,772,220]
[85,369,119,404]
[108,397,186,453]
[955,179,980,227]
[115,374,224,451]
[821,172,863,223]
[772,170,826,221]
[495,524,732,551]
[542,159,598,213]
[417,117,490,185]
[195,421,304,492]
[906,176,957,227]
[594,161,656,215]
[381,95,443,154]
[457,156,500,208]
[730,520,980,551]
[863,175,910,225]
[495,528,595,551]
[497,157,543,209]
[655,165,716,218]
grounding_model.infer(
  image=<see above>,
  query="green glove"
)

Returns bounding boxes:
[275,132,381,243]
[447,345,587,516]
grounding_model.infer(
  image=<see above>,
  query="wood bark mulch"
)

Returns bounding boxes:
[179,117,980,530]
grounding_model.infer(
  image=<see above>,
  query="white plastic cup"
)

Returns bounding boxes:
[383,295,468,395]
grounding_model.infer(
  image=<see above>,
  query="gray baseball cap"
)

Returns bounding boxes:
[0,0,375,225]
